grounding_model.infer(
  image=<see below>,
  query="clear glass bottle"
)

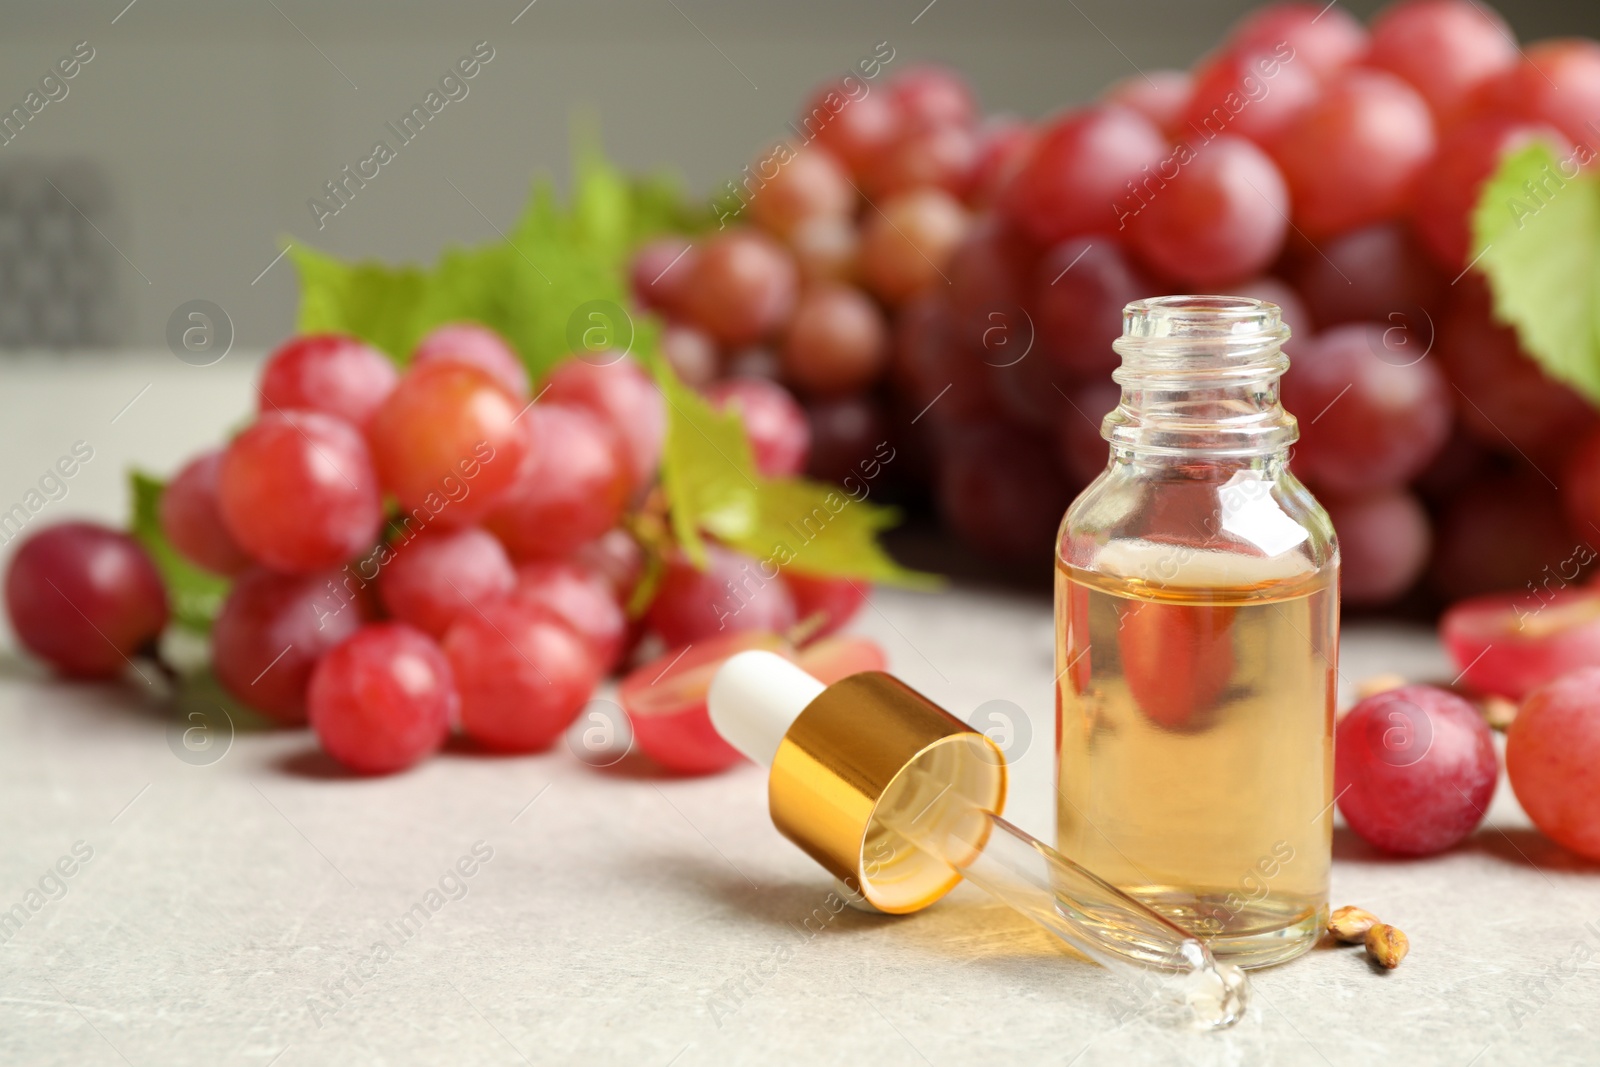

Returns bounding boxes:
[1055,295,1338,969]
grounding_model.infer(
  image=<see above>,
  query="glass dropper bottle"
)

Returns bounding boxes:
[707,651,1249,1030]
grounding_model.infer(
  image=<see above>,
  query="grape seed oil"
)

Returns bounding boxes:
[1056,296,1338,967]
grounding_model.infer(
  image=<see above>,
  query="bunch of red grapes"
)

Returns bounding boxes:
[639,0,1600,611]
[4,327,880,775]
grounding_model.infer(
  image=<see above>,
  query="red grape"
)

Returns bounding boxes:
[1055,379,1121,485]
[1127,134,1290,286]
[1102,70,1192,135]
[784,572,867,638]
[1284,223,1444,331]
[1429,474,1577,600]
[1439,282,1596,466]
[1507,667,1600,861]
[805,395,890,485]
[789,215,860,285]
[659,323,719,388]
[1563,430,1600,538]
[888,66,976,129]
[377,526,515,638]
[1228,1,1368,77]
[1367,0,1518,121]
[630,237,698,316]
[801,78,900,177]
[572,528,647,604]
[540,356,665,491]
[160,451,253,576]
[1002,105,1168,244]
[1442,587,1600,701]
[257,334,397,431]
[483,403,630,559]
[948,217,1040,352]
[703,378,811,478]
[366,362,530,528]
[308,622,455,775]
[5,522,168,679]
[1280,323,1452,495]
[411,322,529,400]
[622,630,789,775]
[218,411,384,573]
[645,544,798,648]
[680,230,799,348]
[1270,69,1437,237]
[894,291,1003,424]
[780,283,889,397]
[1335,685,1498,856]
[1180,47,1322,148]
[1472,39,1600,149]
[863,121,977,199]
[212,567,370,723]
[1032,238,1152,382]
[513,559,628,673]
[858,187,970,305]
[748,145,855,239]
[1412,116,1568,271]
[443,597,603,752]
[936,422,1072,561]
[1225,276,1311,341]
[1324,489,1432,606]
[965,117,1036,207]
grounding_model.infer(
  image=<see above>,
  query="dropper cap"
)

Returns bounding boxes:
[709,651,1007,914]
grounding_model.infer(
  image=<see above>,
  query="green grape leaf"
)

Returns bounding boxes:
[1472,141,1600,406]
[127,469,229,632]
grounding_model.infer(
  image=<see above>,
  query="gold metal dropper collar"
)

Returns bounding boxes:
[767,671,1007,914]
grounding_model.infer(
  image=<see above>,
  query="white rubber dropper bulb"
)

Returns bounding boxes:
[707,650,826,769]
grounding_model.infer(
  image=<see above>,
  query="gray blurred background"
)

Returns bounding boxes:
[0,0,1594,351]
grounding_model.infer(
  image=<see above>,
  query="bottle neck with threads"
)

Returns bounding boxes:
[1102,295,1296,470]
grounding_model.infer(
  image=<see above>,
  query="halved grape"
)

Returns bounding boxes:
[1443,588,1600,701]
[5,522,169,679]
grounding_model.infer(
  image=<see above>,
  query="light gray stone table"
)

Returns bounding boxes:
[1,355,1596,1066]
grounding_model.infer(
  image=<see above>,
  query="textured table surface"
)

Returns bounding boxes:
[2,355,1597,1066]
